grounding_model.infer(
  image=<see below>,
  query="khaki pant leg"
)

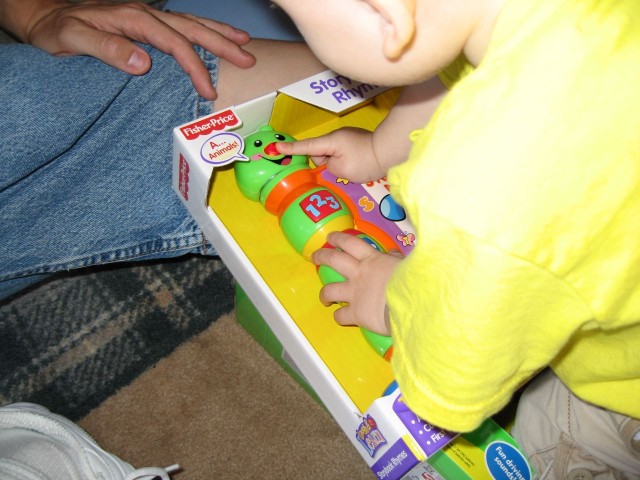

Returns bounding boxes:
[511,369,640,480]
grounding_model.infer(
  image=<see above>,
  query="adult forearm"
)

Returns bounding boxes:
[0,0,60,42]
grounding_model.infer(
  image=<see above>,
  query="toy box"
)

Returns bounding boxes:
[172,71,533,479]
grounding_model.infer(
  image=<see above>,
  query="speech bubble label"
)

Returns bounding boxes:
[200,132,248,167]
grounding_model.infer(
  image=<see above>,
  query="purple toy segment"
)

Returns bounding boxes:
[392,393,456,457]
[318,169,415,256]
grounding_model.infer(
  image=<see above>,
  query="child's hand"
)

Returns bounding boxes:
[312,231,403,335]
[276,127,387,184]
[9,0,256,100]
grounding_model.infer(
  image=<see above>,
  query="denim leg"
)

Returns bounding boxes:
[0,43,219,301]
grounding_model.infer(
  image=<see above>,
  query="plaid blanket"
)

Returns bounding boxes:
[0,256,234,420]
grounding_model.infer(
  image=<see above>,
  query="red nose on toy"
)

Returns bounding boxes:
[264,142,280,156]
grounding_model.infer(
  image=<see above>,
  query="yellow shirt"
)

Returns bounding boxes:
[387,0,640,432]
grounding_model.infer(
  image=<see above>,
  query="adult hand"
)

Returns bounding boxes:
[312,231,403,335]
[7,0,257,100]
[276,127,387,184]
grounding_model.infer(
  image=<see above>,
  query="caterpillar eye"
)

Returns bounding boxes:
[275,134,286,141]
[253,140,263,147]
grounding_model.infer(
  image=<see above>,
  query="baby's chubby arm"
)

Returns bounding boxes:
[0,0,256,100]
[277,75,448,183]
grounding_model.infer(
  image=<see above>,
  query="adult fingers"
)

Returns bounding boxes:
[130,10,257,99]
[49,20,152,74]
[164,10,252,45]
[99,6,231,99]
[28,4,214,98]
[148,9,256,69]
[38,4,256,99]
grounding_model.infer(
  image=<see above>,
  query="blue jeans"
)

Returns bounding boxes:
[0,43,219,301]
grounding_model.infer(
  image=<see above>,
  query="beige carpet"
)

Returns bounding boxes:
[79,313,375,479]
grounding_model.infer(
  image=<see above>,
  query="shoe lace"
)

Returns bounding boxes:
[124,464,180,480]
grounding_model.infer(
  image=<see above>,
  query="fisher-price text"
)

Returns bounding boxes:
[180,109,241,140]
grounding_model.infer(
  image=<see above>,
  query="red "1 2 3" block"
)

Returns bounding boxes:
[299,190,342,223]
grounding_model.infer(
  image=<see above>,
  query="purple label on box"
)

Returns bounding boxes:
[392,394,456,456]
[371,439,420,480]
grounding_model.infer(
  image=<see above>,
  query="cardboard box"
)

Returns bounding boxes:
[172,71,533,479]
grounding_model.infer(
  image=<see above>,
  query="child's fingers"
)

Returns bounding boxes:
[332,304,356,327]
[325,231,381,261]
[312,246,359,278]
[319,289,357,327]
[276,138,334,165]
[319,282,349,308]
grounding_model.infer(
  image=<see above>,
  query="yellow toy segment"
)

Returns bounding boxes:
[300,215,354,260]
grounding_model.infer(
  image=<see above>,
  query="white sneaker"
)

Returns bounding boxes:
[0,403,179,480]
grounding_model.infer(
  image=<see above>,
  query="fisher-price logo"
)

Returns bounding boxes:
[180,109,240,140]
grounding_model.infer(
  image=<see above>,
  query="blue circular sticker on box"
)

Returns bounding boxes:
[484,441,532,480]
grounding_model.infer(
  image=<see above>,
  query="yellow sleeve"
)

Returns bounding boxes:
[387,215,591,432]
